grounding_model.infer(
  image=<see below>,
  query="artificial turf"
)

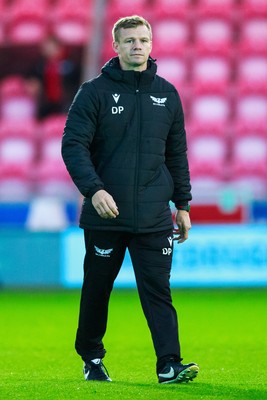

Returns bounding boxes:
[0,287,266,400]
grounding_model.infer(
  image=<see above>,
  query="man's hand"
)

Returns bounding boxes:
[92,190,119,219]
[173,210,191,244]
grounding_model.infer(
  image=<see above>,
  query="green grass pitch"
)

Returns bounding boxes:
[1,287,266,400]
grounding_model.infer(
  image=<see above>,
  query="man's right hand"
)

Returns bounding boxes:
[92,190,119,219]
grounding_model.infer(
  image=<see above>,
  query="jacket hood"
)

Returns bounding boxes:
[101,56,157,87]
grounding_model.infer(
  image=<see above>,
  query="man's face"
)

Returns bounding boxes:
[113,25,152,71]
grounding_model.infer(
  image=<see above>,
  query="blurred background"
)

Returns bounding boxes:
[0,0,266,288]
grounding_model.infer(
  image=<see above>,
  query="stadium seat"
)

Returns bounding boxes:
[238,18,267,55]
[0,75,37,120]
[153,19,189,56]
[51,0,93,45]
[189,95,230,135]
[6,0,48,45]
[0,119,37,168]
[0,96,36,120]
[195,0,236,18]
[156,57,187,89]
[236,56,267,94]
[191,56,231,94]
[0,118,37,140]
[0,162,33,201]
[151,0,191,19]
[234,95,267,135]
[193,18,233,56]
[188,135,228,179]
[33,158,77,199]
[241,0,267,18]
[229,175,267,200]
[0,0,6,46]
[190,176,227,203]
[39,114,66,162]
[0,75,26,97]
[40,114,67,139]
[105,0,148,22]
[231,136,267,177]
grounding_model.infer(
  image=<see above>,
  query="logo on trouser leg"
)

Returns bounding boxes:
[162,248,172,255]
[162,236,173,255]
[94,246,113,257]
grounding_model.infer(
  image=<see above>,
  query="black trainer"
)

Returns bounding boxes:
[158,361,199,384]
[83,358,112,382]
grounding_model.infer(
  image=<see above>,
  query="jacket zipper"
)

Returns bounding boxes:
[133,86,141,232]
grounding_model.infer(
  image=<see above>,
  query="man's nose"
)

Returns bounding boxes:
[133,40,142,48]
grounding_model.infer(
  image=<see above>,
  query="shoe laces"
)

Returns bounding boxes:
[87,359,110,379]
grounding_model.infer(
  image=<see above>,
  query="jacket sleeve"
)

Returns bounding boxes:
[165,90,192,206]
[61,81,104,198]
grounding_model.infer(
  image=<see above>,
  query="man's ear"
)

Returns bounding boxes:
[112,41,119,54]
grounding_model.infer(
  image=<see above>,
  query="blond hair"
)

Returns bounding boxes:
[112,15,152,42]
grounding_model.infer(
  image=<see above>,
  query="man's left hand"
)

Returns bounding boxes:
[173,210,191,244]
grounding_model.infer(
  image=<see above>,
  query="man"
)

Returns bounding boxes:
[62,15,199,384]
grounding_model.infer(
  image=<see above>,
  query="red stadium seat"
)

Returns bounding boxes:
[234,95,267,135]
[193,18,233,56]
[241,0,267,17]
[0,96,36,120]
[238,18,267,55]
[0,0,6,46]
[0,119,37,166]
[0,75,37,120]
[231,136,267,177]
[151,0,191,19]
[195,0,236,18]
[236,56,267,95]
[189,95,230,135]
[156,57,187,89]
[105,0,148,22]
[51,0,93,45]
[33,158,77,199]
[40,114,67,139]
[0,162,33,201]
[0,118,37,140]
[191,56,231,94]
[153,19,189,56]
[190,176,227,203]
[0,75,26,97]
[6,0,48,45]
[188,135,228,179]
[38,114,67,163]
[229,175,267,199]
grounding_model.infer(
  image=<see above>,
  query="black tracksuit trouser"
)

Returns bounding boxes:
[75,229,181,368]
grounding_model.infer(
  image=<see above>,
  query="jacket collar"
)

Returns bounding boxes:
[101,56,157,87]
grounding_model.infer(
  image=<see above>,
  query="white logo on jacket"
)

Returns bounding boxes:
[111,93,124,114]
[150,96,167,107]
[112,93,120,103]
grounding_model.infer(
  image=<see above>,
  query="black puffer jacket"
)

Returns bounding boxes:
[62,57,192,232]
